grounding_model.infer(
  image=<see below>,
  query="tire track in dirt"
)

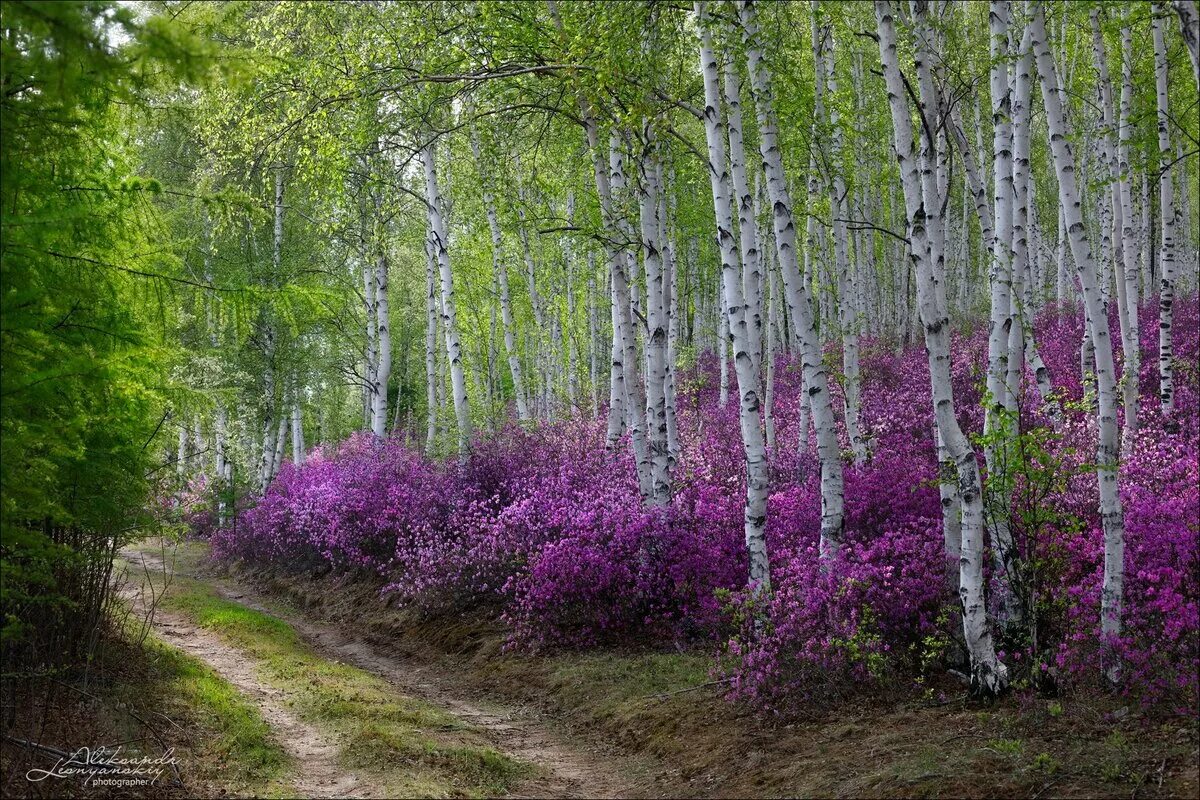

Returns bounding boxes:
[122,547,646,799]
[121,557,375,799]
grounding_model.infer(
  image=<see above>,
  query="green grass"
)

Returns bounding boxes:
[138,635,293,792]
[158,574,532,798]
[541,651,712,718]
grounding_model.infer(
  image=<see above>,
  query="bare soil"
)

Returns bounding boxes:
[122,553,372,799]
[122,546,652,799]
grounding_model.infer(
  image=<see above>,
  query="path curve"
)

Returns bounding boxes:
[122,547,645,799]
[121,559,373,799]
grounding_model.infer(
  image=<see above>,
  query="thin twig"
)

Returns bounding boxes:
[640,678,732,701]
[1031,779,1058,799]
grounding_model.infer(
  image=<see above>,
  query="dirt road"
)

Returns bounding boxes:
[121,546,645,799]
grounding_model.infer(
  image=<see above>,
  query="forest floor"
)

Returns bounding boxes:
[101,538,1198,799]
[118,541,651,799]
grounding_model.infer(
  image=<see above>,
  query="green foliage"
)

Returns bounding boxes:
[0,0,210,670]
[976,397,1090,687]
[987,737,1024,757]
[1032,751,1060,774]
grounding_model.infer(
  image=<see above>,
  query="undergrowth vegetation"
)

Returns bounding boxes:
[203,299,1199,716]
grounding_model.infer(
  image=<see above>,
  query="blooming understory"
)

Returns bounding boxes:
[204,298,1199,715]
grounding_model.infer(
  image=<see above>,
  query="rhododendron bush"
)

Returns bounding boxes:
[209,299,1198,714]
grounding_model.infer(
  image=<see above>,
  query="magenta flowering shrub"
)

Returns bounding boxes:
[723,522,947,711]
[1053,421,1199,711]
[207,295,1199,715]
[505,493,744,648]
[723,430,949,710]
[215,435,455,575]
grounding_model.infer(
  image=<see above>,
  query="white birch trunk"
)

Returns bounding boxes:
[258,417,274,491]
[878,0,1008,696]
[424,229,439,452]
[697,1,770,590]
[766,256,778,452]
[362,255,377,429]
[1056,203,1069,307]
[637,138,672,507]
[291,391,304,465]
[1030,1,1125,670]
[1011,20,1035,400]
[575,112,631,451]
[422,142,472,458]
[176,422,187,482]
[816,18,866,465]
[588,258,600,419]
[609,132,650,449]
[191,420,204,479]
[986,0,1016,446]
[473,126,530,421]
[937,424,962,588]
[1153,4,1178,416]
[214,406,227,490]
[739,0,845,561]
[204,213,227,502]
[1141,172,1153,302]
[1117,13,1141,447]
[1176,141,1197,294]
[565,190,581,414]
[568,85,653,495]
[718,286,730,408]
[688,236,702,349]
[258,169,284,492]
[659,165,682,459]
[1011,37,1058,419]
[1173,0,1200,89]
[215,406,228,525]
[1090,11,1117,326]
[956,163,972,316]
[608,279,627,445]
[371,191,391,439]
[271,411,288,480]
[609,137,654,493]
[805,151,824,350]
[724,54,763,379]
[1007,17,1057,436]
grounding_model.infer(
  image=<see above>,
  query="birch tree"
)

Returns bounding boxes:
[814,14,866,465]
[1012,28,1057,418]
[257,167,285,491]
[422,141,472,457]
[739,0,845,561]
[424,228,439,451]
[472,123,530,421]
[1029,0,1125,672]
[1174,0,1200,89]
[1116,11,1142,446]
[876,0,1008,696]
[1153,3,1179,416]
[696,0,770,591]
[369,183,391,439]
[985,1,1016,449]
[636,134,672,506]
